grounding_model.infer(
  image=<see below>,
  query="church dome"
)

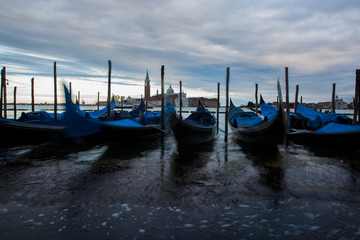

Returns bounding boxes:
[167,85,174,94]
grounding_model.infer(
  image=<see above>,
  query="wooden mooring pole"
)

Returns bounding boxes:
[179,81,182,119]
[161,65,165,131]
[69,82,72,102]
[331,83,336,113]
[31,77,35,112]
[225,67,229,143]
[13,86,17,119]
[294,85,299,113]
[97,92,100,111]
[53,62,57,121]
[285,67,289,130]
[353,69,360,124]
[255,83,258,115]
[107,60,112,121]
[0,67,4,118]
[217,82,220,132]
[2,67,7,119]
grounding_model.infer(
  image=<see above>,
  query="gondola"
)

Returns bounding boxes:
[292,103,351,130]
[170,101,216,145]
[0,118,65,144]
[286,101,357,148]
[0,95,116,145]
[63,85,174,143]
[287,122,360,148]
[228,81,285,144]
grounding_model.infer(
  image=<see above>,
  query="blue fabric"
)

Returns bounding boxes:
[63,84,101,138]
[129,99,145,119]
[48,112,67,120]
[289,112,310,129]
[0,119,15,123]
[18,111,54,122]
[229,100,264,127]
[143,98,176,125]
[102,119,144,127]
[144,112,159,125]
[185,101,215,126]
[260,102,277,121]
[164,99,176,120]
[296,104,351,130]
[315,122,360,134]
[88,103,116,119]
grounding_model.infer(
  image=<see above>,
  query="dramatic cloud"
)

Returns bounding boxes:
[1,0,359,104]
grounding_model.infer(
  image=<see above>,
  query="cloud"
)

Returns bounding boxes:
[0,0,359,104]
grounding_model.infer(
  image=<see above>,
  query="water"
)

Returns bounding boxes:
[1,108,360,239]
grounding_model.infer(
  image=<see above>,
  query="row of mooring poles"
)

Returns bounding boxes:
[1,69,37,119]
[2,63,359,130]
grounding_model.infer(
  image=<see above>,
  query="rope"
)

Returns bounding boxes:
[152,126,172,136]
[210,125,231,135]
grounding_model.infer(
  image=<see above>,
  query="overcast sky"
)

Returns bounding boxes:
[1,0,359,105]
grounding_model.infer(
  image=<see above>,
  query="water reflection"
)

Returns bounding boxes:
[290,142,360,171]
[237,140,285,191]
[157,141,216,206]
[171,141,215,172]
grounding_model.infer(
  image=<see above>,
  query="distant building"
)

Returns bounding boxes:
[144,70,150,101]
[147,85,189,107]
[107,71,220,109]
[334,96,349,109]
[128,71,190,108]
[188,97,218,107]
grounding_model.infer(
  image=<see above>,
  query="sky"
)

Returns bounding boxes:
[1,0,359,106]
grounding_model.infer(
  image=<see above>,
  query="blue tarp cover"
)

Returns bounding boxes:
[143,98,176,125]
[88,103,116,119]
[229,100,264,127]
[130,99,145,119]
[315,122,360,134]
[296,104,351,130]
[259,95,277,121]
[289,112,311,129]
[18,111,56,122]
[63,85,101,138]
[144,112,158,125]
[0,119,15,123]
[102,119,144,127]
[185,101,215,126]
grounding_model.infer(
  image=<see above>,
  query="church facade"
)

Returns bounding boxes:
[143,71,189,108]
[129,71,218,108]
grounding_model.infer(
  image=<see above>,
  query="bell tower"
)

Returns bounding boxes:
[144,70,150,100]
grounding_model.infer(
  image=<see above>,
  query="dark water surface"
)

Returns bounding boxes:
[1,114,360,239]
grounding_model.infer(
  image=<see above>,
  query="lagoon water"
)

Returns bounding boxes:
[0,105,360,239]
